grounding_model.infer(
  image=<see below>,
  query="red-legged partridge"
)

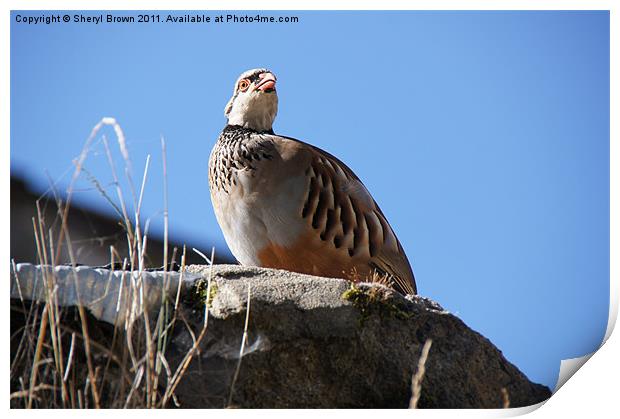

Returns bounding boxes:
[209,68,417,295]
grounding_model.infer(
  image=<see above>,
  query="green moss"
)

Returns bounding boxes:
[341,283,413,325]
[190,278,219,308]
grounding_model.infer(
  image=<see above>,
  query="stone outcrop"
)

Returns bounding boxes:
[10,263,551,408]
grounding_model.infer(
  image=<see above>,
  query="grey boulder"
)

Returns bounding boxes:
[166,265,551,408]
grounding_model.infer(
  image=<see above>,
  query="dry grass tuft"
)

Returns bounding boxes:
[10,118,215,408]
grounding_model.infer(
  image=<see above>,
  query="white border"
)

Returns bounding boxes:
[2,1,617,416]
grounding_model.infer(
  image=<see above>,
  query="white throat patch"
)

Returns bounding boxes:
[227,91,278,132]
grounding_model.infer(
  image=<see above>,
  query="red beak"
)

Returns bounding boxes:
[255,72,276,92]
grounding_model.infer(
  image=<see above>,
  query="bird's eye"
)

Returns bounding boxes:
[238,79,250,92]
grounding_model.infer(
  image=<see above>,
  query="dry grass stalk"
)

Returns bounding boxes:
[227,285,252,407]
[409,338,433,409]
[501,387,511,408]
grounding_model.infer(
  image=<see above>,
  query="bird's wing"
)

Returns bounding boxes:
[273,134,417,295]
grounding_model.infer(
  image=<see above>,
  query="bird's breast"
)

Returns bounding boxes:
[209,133,309,265]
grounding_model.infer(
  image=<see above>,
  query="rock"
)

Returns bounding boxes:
[9,263,551,408]
[169,265,551,408]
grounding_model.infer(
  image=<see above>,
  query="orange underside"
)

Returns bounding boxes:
[256,230,374,282]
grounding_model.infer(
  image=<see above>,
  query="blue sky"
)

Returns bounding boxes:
[10,11,609,390]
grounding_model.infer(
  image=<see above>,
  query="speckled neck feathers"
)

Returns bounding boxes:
[209,125,274,194]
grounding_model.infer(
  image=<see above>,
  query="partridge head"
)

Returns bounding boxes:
[224,68,278,133]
